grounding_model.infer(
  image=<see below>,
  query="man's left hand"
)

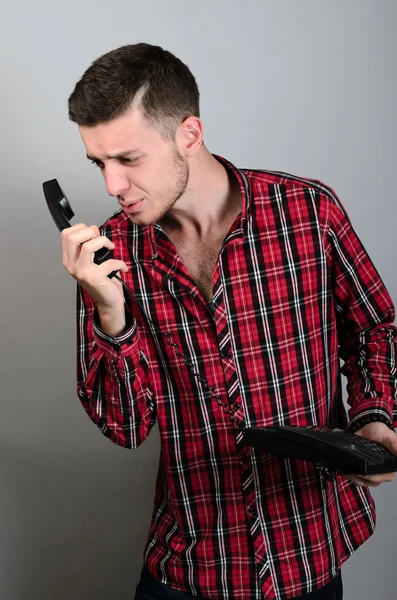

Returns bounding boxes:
[345,421,397,487]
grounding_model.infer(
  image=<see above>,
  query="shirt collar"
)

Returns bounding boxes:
[212,153,251,232]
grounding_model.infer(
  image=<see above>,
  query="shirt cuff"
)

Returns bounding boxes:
[92,304,139,360]
[348,410,395,433]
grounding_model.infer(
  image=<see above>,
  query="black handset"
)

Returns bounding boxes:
[43,179,117,278]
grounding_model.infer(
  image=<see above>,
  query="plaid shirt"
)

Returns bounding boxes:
[76,155,397,599]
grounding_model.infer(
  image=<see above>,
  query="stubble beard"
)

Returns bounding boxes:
[128,147,190,227]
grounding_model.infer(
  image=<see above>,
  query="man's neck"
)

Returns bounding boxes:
[160,148,242,240]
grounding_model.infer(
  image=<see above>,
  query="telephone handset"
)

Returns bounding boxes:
[42,179,117,278]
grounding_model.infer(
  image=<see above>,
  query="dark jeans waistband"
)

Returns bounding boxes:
[135,566,343,600]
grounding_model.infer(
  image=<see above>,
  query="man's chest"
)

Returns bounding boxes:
[171,238,223,303]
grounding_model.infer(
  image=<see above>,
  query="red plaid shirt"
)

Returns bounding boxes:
[76,155,397,599]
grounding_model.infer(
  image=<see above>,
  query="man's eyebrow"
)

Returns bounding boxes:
[86,150,141,161]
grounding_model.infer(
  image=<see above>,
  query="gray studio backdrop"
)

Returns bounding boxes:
[1,1,396,599]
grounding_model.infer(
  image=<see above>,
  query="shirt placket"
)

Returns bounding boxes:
[149,220,275,597]
[211,262,273,596]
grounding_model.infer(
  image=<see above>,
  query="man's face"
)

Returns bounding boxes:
[79,108,189,226]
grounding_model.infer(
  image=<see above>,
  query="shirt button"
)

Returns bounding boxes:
[233,402,241,412]
[241,456,250,465]
[221,350,231,359]
[248,506,258,517]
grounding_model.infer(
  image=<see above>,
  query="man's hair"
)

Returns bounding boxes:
[68,43,200,141]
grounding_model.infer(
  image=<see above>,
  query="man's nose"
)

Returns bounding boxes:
[103,165,129,198]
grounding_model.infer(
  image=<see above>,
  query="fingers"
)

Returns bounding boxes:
[78,236,116,270]
[62,223,108,277]
[60,223,130,309]
[346,475,380,488]
[345,471,395,487]
[84,259,129,284]
[77,240,129,281]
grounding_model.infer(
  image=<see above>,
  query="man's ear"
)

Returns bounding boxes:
[177,116,203,157]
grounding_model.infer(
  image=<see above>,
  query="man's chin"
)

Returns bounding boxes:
[126,212,162,228]
[125,197,179,228]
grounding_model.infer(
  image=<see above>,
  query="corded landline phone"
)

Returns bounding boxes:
[43,178,397,478]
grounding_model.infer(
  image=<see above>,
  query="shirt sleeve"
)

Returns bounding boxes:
[325,192,397,430]
[76,283,156,448]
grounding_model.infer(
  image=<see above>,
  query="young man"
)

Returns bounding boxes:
[63,43,397,599]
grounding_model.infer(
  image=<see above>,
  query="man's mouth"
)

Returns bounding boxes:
[120,199,144,213]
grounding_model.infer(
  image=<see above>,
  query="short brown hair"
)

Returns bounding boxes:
[68,43,200,140]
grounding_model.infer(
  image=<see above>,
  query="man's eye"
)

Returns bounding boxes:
[91,160,104,169]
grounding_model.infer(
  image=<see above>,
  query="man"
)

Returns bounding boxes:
[63,43,397,599]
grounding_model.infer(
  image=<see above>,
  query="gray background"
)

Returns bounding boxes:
[1,1,396,598]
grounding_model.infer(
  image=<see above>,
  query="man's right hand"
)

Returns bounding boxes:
[61,223,129,335]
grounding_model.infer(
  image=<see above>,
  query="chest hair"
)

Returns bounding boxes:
[172,237,224,302]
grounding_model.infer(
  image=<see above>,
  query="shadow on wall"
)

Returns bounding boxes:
[0,432,160,600]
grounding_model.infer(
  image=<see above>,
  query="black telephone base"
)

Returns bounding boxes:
[242,425,397,476]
